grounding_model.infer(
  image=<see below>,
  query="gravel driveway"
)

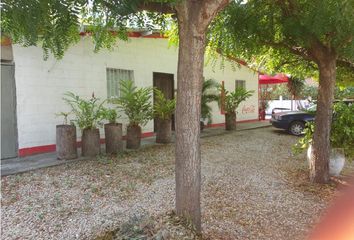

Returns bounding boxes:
[2,127,351,240]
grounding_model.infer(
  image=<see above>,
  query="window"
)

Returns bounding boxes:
[106,68,134,98]
[235,80,246,89]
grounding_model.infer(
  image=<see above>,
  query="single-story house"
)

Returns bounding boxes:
[0,31,259,159]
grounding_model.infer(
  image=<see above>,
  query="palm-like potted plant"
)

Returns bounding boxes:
[64,92,105,157]
[201,79,220,130]
[102,108,123,154]
[55,111,78,160]
[222,86,254,130]
[114,80,153,149]
[153,88,176,143]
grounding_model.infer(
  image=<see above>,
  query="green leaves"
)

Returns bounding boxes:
[222,86,254,113]
[153,88,176,120]
[63,91,106,130]
[201,79,220,124]
[331,102,354,159]
[293,101,354,159]
[113,80,153,126]
[101,108,119,124]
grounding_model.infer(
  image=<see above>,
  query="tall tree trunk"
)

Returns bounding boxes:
[309,52,337,183]
[174,0,230,232]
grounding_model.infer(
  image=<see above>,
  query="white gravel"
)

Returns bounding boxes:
[2,127,351,240]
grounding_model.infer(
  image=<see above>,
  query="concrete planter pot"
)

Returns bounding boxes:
[82,128,100,157]
[225,112,236,131]
[307,144,345,176]
[126,124,141,149]
[56,124,78,160]
[104,123,123,154]
[156,119,172,144]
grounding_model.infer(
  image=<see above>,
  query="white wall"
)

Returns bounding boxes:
[13,37,259,149]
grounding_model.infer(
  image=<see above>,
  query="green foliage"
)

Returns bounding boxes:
[102,108,119,124]
[1,0,174,59]
[331,102,354,159]
[209,0,354,83]
[287,77,305,99]
[293,102,354,159]
[292,122,314,155]
[201,79,220,124]
[153,88,176,120]
[63,92,106,130]
[222,86,254,113]
[113,80,153,126]
[55,111,72,125]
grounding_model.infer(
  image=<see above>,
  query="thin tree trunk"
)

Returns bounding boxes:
[174,0,230,232]
[309,55,336,183]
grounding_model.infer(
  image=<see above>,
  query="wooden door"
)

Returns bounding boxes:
[153,72,175,131]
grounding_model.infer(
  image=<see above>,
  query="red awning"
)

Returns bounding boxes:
[259,74,288,85]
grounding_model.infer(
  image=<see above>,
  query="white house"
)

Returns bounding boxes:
[0,32,259,158]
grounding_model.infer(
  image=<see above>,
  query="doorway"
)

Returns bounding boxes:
[153,72,175,132]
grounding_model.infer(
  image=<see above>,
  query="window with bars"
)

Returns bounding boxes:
[106,68,134,98]
[235,80,246,89]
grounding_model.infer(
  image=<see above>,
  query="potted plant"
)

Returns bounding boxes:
[201,79,220,131]
[113,80,153,149]
[64,92,105,157]
[153,88,176,143]
[222,86,254,130]
[102,108,123,154]
[55,111,78,160]
[293,101,354,176]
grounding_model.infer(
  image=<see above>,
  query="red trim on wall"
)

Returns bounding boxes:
[18,131,156,157]
[19,144,56,157]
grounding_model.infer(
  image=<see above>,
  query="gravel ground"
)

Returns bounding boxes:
[2,127,353,240]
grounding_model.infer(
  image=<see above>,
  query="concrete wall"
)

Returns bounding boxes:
[13,37,259,150]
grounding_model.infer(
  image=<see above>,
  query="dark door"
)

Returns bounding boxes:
[1,63,18,159]
[153,72,175,132]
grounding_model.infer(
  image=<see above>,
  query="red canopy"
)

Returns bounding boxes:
[259,74,288,85]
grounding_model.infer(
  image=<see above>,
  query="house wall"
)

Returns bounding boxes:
[12,37,259,153]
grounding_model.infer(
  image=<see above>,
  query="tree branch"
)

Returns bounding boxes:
[137,2,175,14]
[337,58,354,71]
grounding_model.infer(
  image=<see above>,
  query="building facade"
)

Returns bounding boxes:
[2,35,259,157]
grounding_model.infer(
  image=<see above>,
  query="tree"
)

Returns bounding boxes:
[2,0,231,231]
[287,77,305,110]
[210,0,354,183]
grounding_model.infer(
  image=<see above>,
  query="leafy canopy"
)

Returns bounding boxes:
[1,0,174,59]
[209,0,354,86]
